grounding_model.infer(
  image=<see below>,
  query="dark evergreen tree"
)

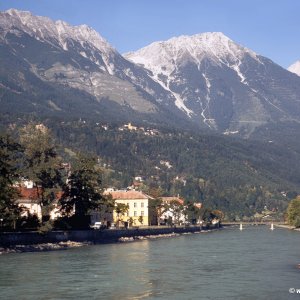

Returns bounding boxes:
[0,134,22,229]
[114,203,129,228]
[19,123,63,225]
[60,153,107,223]
[287,197,300,228]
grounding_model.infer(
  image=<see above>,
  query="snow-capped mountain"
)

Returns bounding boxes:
[2,9,300,136]
[126,33,300,135]
[0,9,116,73]
[288,60,300,76]
[0,9,187,126]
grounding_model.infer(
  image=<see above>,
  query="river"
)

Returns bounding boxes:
[0,226,299,300]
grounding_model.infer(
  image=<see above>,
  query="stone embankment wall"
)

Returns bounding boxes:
[0,225,214,247]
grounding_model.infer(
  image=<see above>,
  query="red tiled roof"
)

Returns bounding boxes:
[17,187,63,201]
[105,190,150,200]
[161,197,184,205]
[18,187,40,200]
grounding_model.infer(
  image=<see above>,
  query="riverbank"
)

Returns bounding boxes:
[0,225,219,254]
[117,229,213,242]
[275,224,300,231]
[0,240,90,254]
[222,222,300,231]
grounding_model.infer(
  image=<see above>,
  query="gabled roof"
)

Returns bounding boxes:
[161,196,184,205]
[16,187,63,202]
[106,190,151,200]
[18,187,40,200]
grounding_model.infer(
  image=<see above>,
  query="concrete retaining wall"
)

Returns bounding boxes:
[0,225,213,247]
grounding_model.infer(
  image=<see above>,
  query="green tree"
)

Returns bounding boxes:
[0,134,22,229]
[211,209,225,222]
[164,200,185,225]
[147,187,166,225]
[138,215,144,225]
[114,203,129,228]
[128,217,134,227]
[100,193,115,224]
[19,123,63,226]
[149,198,164,225]
[200,208,214,223]
[287,196,300,228]
[60,153,105,220]
[185,201,202,224]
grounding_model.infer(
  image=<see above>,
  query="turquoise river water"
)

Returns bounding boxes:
[0,226,300,300]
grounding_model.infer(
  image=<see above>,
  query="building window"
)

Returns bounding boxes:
[134,211,137,216]
[141,211,144,216]
[134,202,137,208]
[141,202,144,208]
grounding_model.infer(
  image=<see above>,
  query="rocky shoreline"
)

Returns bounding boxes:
[275,224,300,231]
[118,229,212,242]
[0,229,216,254]
[118,232,181,242]
[0,240,91,255]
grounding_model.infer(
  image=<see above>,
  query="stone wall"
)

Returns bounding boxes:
[0,225,214,247]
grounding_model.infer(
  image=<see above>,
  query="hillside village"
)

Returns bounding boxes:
[1,118,292,233]
[0,121,232,233]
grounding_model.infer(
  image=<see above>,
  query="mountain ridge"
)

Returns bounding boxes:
[0,9,193,128]
[126,32,300,135]
[2,9,300,137]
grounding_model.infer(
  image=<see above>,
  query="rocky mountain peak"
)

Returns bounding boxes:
[125,32,260,73]
[125,32,300,134]
[1,9,114,55]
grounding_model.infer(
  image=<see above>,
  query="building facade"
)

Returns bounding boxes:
[16,186,62,220]
[160,196,186,225]
[106,190,156,227]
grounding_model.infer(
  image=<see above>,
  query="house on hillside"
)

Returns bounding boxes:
[160,196,187,225]
[16,186,62,220]
[105,190,156,227]
[193,202,202,209]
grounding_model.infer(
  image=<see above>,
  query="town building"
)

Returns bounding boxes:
[105,190,156,227]
[160,196,186,225]
[16,186,62,220]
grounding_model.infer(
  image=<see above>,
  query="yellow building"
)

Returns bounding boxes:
[107,190,156,226]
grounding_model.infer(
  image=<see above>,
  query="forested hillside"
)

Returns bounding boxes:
[36,120,300,220]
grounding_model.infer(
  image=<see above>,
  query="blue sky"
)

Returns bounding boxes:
[1,0,300,68]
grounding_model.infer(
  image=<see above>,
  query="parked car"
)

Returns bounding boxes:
[90,222,102,229]
[109,223,116,229]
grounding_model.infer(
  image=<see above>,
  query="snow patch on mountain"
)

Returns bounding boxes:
[125,32,261,115]
[201,73,215,128]
[125,32,260,73]
[1,9,116,74]
[288,60,300,76]
[149,71,194,117]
